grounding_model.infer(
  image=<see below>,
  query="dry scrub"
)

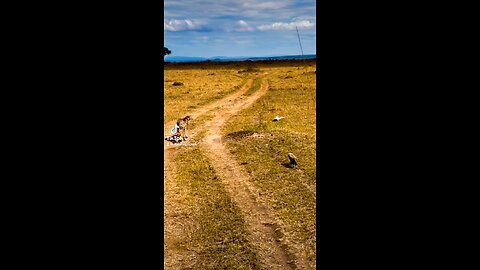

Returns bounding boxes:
[173,146,262,270]
[164,65,245,125]
[222,61,317,269]
[164,60,317,269]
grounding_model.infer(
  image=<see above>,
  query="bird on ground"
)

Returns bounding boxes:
[288,153,298,168]
[273,116,284,121]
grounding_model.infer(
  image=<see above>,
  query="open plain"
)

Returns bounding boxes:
[164,60,316,269]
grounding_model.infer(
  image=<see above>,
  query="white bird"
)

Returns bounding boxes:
[273,116,284,122]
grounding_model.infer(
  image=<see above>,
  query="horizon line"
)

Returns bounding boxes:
[164,53,316,58]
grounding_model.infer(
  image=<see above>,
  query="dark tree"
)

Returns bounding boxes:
[163,47,171,56]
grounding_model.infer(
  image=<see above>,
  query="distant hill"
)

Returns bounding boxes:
[164,54,316,63]
[164,56,207,62]
[244,54,316,61]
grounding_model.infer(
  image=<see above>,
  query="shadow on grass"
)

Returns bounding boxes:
[281,162,295,169]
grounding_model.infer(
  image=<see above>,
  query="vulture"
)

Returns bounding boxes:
[288,153,298,168]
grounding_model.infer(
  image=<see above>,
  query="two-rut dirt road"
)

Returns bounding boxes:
[164,77,311,269]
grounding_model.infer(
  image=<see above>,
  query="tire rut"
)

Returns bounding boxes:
[164,77,310,269]
[200,79,310,270]
[163,79,253,269]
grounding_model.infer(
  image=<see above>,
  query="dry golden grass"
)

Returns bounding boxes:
[173,146,262,270]
[164,63,248,124]
[222,60,316,268]
[164,60,317,269]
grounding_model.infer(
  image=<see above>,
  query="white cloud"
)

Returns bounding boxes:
[164,19,205,31]
[164,0,305,21]
[242,1,289,10]
[224,20,254,32]
[235,20,254,32]
[257,20,315,31]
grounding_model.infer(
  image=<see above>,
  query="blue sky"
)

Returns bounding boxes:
[164,0,316,57]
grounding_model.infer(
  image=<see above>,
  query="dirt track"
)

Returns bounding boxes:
[164,77,310,269]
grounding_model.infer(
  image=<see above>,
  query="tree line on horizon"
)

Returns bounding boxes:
[164,47,171,57]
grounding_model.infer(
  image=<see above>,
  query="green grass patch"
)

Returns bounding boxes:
[242,77,262,97]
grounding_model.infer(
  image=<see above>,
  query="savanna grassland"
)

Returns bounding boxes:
[164,60,316,270]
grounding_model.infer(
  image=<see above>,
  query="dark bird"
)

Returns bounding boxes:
[288,153,297,168]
